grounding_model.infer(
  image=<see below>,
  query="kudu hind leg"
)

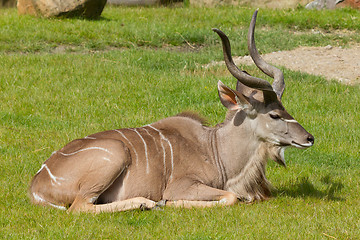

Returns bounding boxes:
[67,139,133,213]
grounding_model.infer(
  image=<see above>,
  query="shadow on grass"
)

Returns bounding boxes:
[273,175,344,201]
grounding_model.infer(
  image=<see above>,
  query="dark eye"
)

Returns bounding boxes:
[270,113,281,120]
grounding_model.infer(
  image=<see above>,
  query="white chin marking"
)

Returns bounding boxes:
[291,142,313,149]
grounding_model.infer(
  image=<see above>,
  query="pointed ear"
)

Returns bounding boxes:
[217,81,252,111]
[263,90,279,105]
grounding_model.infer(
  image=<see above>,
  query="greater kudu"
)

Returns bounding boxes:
[29,10,314,213]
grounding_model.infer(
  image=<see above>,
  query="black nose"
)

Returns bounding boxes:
[307,134,315,145]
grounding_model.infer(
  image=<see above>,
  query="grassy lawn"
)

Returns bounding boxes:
[1,5,360,239]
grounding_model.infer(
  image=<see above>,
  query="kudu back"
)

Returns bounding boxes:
[30,10,314,213]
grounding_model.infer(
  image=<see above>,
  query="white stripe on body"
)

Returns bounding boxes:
[84,136,96,140]
[147,125,174,180]
[142,127,160,152]
[59,147,113,156]
[145,125,167,177]
[36,164,46,174]
[114,129,139,166]
[118,169,130,198]
[130,128,150,174]
[32,192,67,210]
[39,164,65,186]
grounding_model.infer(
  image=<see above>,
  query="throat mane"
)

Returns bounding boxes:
[224,142,272,201]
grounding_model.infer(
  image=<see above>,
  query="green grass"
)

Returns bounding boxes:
[1,6,359,53]
[1,5,360,239]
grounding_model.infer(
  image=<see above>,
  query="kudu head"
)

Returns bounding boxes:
[213,10,314,166]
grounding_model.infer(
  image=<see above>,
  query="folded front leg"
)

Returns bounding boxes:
[164,180,238,208]
[68,196,156,213]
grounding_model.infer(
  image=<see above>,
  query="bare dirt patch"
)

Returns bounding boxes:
[205,44,360,85]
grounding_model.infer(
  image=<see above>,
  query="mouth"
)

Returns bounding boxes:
[291,141,313,149]
[272,140,313,167]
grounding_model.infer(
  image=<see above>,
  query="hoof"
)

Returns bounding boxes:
[139,203,151,211]
[151,200,167,211]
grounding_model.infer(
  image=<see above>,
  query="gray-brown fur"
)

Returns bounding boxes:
[176,111,209,126]
[29,10,314,213]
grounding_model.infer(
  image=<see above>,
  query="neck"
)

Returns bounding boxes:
[209,128,227,189]
[215,113,271,201]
